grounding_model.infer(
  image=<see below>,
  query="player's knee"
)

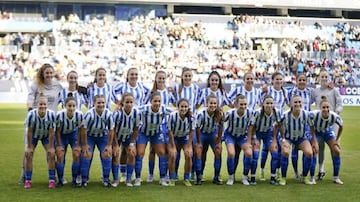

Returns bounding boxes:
[184,150,193,159]
[332,147,341,156]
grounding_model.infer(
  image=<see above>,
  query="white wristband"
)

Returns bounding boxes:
[129,142,135,147]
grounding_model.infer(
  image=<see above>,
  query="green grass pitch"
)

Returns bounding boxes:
[0,104,359,202]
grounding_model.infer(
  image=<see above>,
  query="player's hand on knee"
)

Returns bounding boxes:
[73,146,81,157]
[56,146,65,157]
[82,145,91,159]
[312,140,319,155]
[270,141,278,152]
[25,147,34,158]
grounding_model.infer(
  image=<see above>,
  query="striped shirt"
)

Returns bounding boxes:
[224,108,252,137]
[197,88,231,107]
[144,88,175,106]
[228,86,261,110]
[56,110,83,135]
[113,108,140,141]
[167,111,196,138]
[82,108,115,137]
[262,86,288,114]
[114,82,150,106]
[87,83,117,109]
[282,110,313,141]
[250,109,282,133]
[287,87,312,111]
[59,88,87,111]
[26,109,56,139]
[138,105,173,136]
[173,83,201,113]
[310,110,343,133]
[196,108,221,134]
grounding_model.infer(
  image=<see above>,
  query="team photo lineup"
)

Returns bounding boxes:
[20,61,344,189]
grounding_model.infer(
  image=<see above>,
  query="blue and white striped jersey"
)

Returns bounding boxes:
[310,110,343,133]
[144,88,175,106]
[287,87,313,111]
[138,105,173,136]
[250,108,283,133]
[87,83,117,109]
[59,88,87,111]
[196,108,222,134]
[173,83,201,113]
[197,88,231,107]
[56,110,83,135]
[167,111,196,138]
[224,108,252,137]
[82,108,115,137]
[228,86,261,110]
[26,109,56,139]
[113,108,140,141]
[114,82,150,106]
[262,86,288,114]
[282,110,313,141]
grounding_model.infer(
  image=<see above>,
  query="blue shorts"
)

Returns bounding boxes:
[224,132,247,146]
[174,136,190,146]
[316,129,336,143]
[256,130,273,151]
[117,135,132,147]
[31,136,50,147]
[87,134,109,154]
[199,130,218,150]
[57,130,78,149]
[137,132,166,145]
[285,136,309,147]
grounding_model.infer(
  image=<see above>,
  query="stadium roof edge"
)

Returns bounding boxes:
[3,0,360,11]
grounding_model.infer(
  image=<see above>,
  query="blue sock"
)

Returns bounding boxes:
[280,155,288,178]
[126,164,134,181]
[270,152,279,175]
[260,148,269,169]
[332,156,341,177]
[251,151,259,175]
[243,156,251,176]
[48,170,55,181]
[80,158,90,183]
[184,173,190,180]
[159,156,167,178]
[214,158,221,179]
[135,156,143,178]
[148,160,155,176]
[277,151,282,170]
[195,158,202,179]
[169,172,176,180]
[101,158,111,182]
[56,163,64,182]
[291,149,298,174]
[120,164,126,174]
[234,153,240,174]
[302,156,312,177]
[227,157,235,175]
[310,157,316,177]
[25,170,32,181]
[72,162,80,182]
[112,164,119,181]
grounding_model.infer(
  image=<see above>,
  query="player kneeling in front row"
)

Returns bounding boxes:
[24,94,57,189]
[272,95,319,186]
[167,98,195,186]
[224,94,252,186]
[80,95,116,187]
[112,93,140,187]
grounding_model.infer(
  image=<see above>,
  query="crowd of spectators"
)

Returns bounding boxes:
[0,13,360,86]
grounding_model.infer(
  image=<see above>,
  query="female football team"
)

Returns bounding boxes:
[21,64,344,189]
